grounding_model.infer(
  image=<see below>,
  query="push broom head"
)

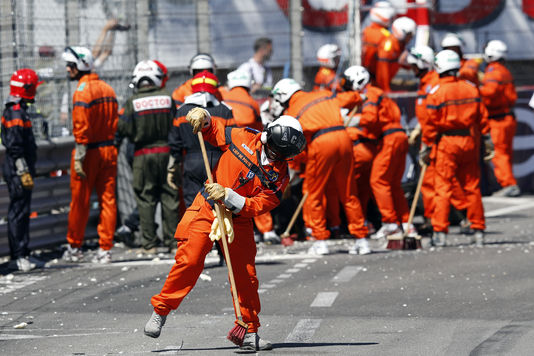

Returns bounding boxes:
[227,320,248,346]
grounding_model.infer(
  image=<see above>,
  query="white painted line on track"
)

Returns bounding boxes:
[261,284,275,289]
[277,274,292,279]
[483,196,534,205]
[269,279,283,284]
[258,289,266,294]
[0,331,124,340]
[285,319,322,342]
[310,292,339,307]
[0,275,47,294]
[332,266,363,283]
[285,268,300,273]
[293,263,307,268]
[485,201,534,218]
[302,258,318,263]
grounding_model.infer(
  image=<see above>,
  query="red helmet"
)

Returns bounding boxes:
[191,70,219,94]
[10,68,43,100]
[152,60,168,88]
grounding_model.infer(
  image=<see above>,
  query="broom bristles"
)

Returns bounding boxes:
[227,321,248,346]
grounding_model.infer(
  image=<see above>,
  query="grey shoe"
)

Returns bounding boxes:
[237,332,273,353]
[8,257,37,272]
[62,246,83,262]
[432,232,446,247]
[459,219,473,235]
[92,248,112,264]
[494,184,521,197]
[473,230,484,247]
[144,311,166,338]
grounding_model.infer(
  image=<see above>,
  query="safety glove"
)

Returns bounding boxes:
[74,143,87,179]
[209,208,234,243]
[205,182,226,201]
[186,107,211,134]
[166,156,182,190]
[408,123,422,146]
[419,143,432,166]
[15,158,34,190]
[482,134,495,162]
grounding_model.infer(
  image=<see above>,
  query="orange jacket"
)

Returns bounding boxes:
[201,118,289,218]
[362,22,391,77]
[480,61,517,118]
[459,58,481,86]
[424,76,489,146]
[313,67,342,93]
[415,70,439,130]
[172,78,224,106]
[220,86,263,131]
[359,84,402,140]
[376,35,404,92]
[333,90,364,111]
[285,90,344,143]
[72,73,118,145]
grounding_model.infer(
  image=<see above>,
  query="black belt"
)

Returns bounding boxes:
[353,137,378,146]
[488,111,515,120]
[87,140,114,149]
[311,126,345,142]
[380,128,405,139]
[441,129,470,137]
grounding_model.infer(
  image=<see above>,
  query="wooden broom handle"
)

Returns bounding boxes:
[282,192,308,237]
[197,131,244,321]
[405,164,427,235]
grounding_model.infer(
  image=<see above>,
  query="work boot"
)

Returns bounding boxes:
[263,230,280,244]
[493,184,521,197]
[349,238,371,255]
[114,225,140,248]
[92,248,112,264]
[144,311,167,338]
[432,231,446,247]
[402,222,418,238]
[308,240,329,255]
[371,223,402,240]
[237,332,273,353]
[473,230,485,247]
[62,246,84,262]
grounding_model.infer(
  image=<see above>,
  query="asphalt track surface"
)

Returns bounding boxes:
[1,195,534,355]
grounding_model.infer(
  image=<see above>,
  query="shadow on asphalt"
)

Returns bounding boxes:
[272,341,379,348]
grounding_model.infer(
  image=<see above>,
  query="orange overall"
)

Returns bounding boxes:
[360,85,410,224]
[424,76,488,233]
[459,58,481,86]
[151,119,288,333]
[286,91,367,239]
[376,35,404,92]
[172,78,224,107]
[313,67,342,93]
[480,61,518,188]
[67,73,118,250]
[362,22,391,80]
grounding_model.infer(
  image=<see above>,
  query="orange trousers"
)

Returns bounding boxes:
[67,146,117,250]
[304,130,367,239]
[370,132,410,224]
[432,136,485,232]
[253,212,273,234]
[151,195,261,332]
[421,161,468,219]
[489,115,517,187]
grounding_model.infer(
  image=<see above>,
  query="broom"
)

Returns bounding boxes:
[197,131,248,346]
[280,192,309,246]
[387,164,427,250]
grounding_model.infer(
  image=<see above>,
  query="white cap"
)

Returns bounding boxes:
[317,44,341,69]
[370,1,396,27]
[391,17,416,41]
[62,46,94,71]
[407,45,435,70]
[227,69,252,89]
[441,33,464,49]
[271,78,302,104]
[484,40,507,62]
[434,49,461,74]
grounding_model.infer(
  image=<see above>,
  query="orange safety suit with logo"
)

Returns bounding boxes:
[67,73,118,250]
[459,58,481,86]
[172,78,224,107]
[424,76,489,233]
[313,67,342,93]
[362,22,391,81]
[285,90,368,239]
[376,35,405,92]
[416,71,468,219]
[361,85,410,224]
[220,86,272,234]
[480,61,518,188]
[151,119,289,333]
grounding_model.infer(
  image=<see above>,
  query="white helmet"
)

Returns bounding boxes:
[342,66,370,91]
[484,40,507,62]
[391,17,416,41]
[189,53,216,75]
[62,46,94,71]
[407,45,435,70]
[227,69,252,89]
[260,115,306,160]
[369,1,396,27]
[271,78,302,104]
[434,49,461,74]
[441,33,464,49]
[317,44,341,69]
[131,60,165,88]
